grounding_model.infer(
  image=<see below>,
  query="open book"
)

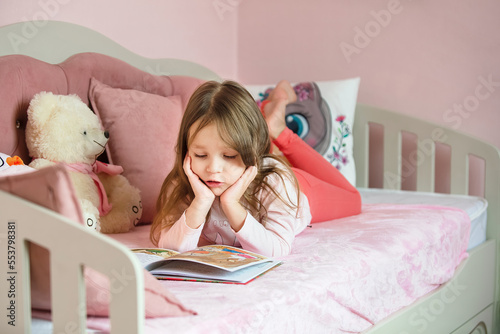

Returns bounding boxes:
[132,245,281,284]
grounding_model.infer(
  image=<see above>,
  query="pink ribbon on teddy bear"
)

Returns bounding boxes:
[64,161,124,216]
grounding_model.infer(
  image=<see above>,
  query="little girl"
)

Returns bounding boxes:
[151,80,361,257]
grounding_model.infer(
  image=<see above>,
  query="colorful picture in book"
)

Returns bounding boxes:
[174,245,267,270]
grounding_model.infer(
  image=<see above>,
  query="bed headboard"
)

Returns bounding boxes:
[0,20,220,79]
[0,20,221,163]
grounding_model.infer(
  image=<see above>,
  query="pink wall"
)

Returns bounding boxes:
[1,0,499,192]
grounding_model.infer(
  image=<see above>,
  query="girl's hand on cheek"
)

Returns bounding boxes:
[183,154,215,224]
[220,166,258,207]
[220,166,258,232]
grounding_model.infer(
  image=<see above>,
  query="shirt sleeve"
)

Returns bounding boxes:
[158,211,204,252]
[235,168,311,257]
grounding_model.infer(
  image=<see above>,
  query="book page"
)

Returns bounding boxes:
[152,260,282,284]
[166,245,269,272]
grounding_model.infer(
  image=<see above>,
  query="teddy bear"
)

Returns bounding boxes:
[25,92,142,233]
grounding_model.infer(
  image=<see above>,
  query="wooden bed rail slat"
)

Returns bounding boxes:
[353,119,370,188]
[416,138,436,192]
[450,149,469,195]
[50,261,85,333]
[383,128,402,190]
[1,239,32,334]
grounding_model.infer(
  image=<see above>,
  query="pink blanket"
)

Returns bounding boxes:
[84,204,471,333]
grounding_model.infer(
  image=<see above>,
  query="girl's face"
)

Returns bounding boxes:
[188,122,246,196]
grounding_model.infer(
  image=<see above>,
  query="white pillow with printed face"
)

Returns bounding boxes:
[246,77,360,186]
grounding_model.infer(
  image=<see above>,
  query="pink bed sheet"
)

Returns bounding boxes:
[78,204,471,333]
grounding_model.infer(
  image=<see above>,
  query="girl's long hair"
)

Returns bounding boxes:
[150,80,300,246]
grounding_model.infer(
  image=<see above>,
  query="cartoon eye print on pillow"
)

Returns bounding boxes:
[259,82,332,155]
[286,82,332,155]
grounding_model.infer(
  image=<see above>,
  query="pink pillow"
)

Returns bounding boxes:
[0,165,195,318]
[89,78,184,224]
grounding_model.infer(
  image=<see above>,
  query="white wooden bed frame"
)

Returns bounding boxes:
[0,21,498,334]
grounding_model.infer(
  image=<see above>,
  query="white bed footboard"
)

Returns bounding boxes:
[0,190,145,334]
[354,104,500,333]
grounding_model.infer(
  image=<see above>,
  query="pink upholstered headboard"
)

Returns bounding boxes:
[0,52,204,163]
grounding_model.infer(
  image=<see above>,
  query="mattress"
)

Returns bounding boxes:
[87,202,470,333]
[358,188,488,250]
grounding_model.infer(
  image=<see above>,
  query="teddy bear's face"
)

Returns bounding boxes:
[26,92,109,164]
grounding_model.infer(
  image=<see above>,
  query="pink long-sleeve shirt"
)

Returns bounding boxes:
[158,158,311,257]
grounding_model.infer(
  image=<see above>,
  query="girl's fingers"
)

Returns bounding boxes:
[248,165,258,179]
[184,155,200,183]
[221,166,258,203]
[183,154,193,177]
[183,154,214,201]
[183,155,200,186]
[241,166,258,186]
